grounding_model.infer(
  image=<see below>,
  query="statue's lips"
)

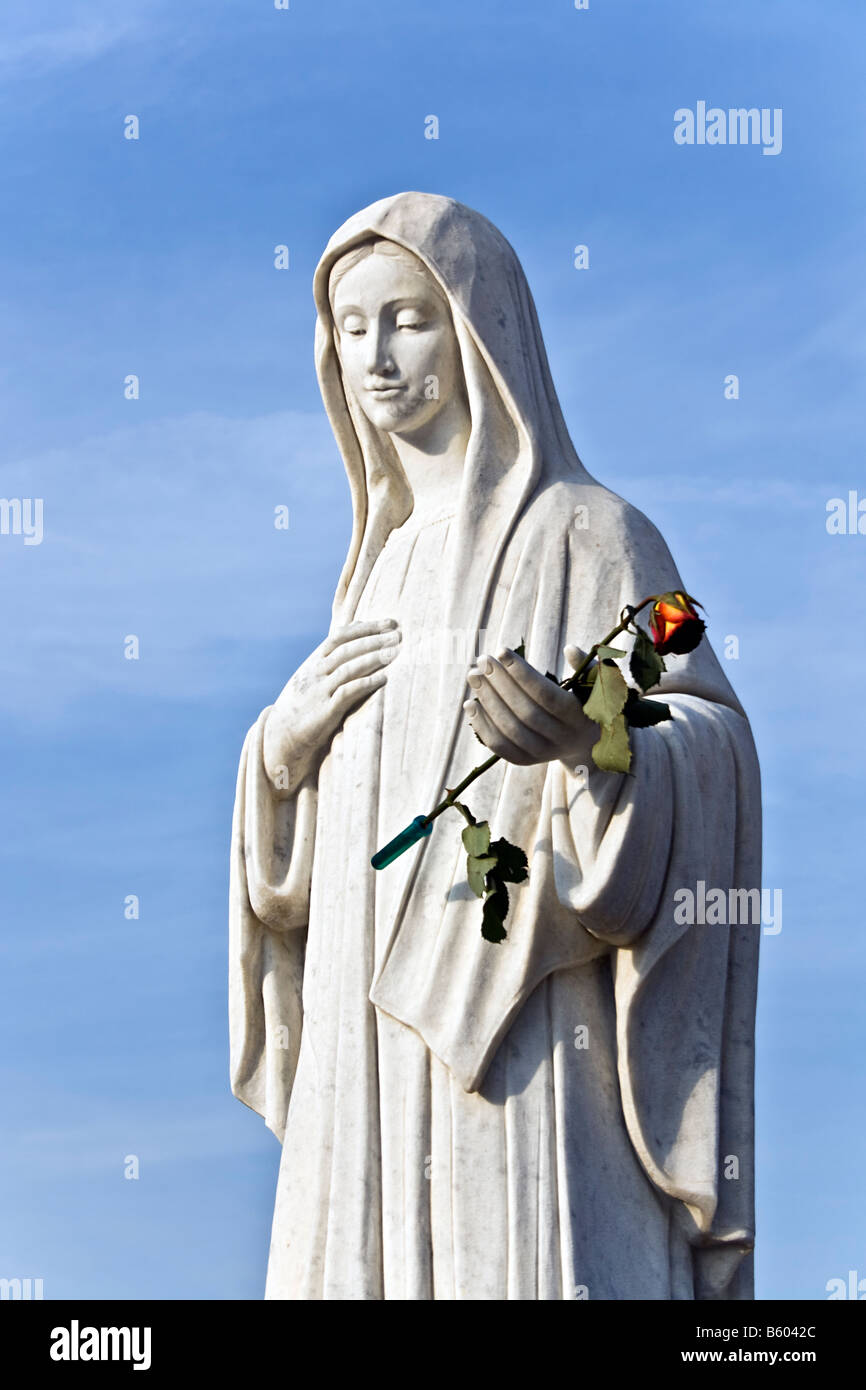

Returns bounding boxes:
[366,384,406,399]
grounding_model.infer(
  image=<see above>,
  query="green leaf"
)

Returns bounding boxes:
[488,837,528,884]
[624,690,672,728]
[596,644,627,659]
[462,821,491,858]
[583,658,629,727]
[591,713,632,773]
[630,626,666,693]
[481,881,509,943]
[467,853,498,898]
[514,639,526,659]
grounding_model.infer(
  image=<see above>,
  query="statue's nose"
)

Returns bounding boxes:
[364,320,396,376]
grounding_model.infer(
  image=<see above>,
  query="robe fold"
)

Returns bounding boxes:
[229,192,760,1300]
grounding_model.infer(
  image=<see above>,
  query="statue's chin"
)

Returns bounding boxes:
[356,389,441,437]
[364,404,424,434]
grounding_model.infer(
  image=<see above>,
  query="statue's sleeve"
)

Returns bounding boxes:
[229,708,317,1142]
[549,692,760,1299]
[537,497,761,1297]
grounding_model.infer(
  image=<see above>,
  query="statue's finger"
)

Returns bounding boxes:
[462,699,533,765]
[327,646,397,695]
[489,647,576,721]
[563,644,588,671]
[321,617,398,658]
[322,627,401,676]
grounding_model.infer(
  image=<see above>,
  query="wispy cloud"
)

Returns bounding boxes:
[0,5,148,82]
[0,410,350,718]
[612,473,820,510]
[3,1104,263,1176]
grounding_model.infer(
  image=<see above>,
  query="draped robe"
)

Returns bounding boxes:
[228,193,761,1301]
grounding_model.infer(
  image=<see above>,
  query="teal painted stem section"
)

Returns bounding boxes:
[371,814,433,869]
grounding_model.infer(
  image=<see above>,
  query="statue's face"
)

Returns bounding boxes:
[332,250,464,437]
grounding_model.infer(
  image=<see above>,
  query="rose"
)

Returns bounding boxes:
[649,591,706,656]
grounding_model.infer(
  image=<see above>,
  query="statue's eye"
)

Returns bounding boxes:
[396,313,427,331]
[341,316,366,337]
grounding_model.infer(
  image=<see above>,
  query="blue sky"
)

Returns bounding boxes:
[1,0,864,1299]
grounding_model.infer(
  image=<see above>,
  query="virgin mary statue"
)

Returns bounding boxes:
[229,192,761,1301]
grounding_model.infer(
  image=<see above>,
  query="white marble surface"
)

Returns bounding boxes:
[229,193,760,1300]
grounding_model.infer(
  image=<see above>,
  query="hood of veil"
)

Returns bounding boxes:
[314,192,591,627]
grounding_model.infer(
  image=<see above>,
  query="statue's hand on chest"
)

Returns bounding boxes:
[262,617,402,796]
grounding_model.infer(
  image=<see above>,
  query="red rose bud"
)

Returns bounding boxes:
[649,591,706,656]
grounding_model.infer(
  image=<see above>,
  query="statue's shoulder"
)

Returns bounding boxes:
[528,476,667,554]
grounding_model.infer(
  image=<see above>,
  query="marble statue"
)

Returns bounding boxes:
[229,192,761,1300]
